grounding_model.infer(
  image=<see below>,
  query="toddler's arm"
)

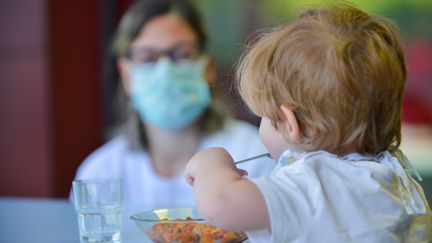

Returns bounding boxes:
[185,147,270,232]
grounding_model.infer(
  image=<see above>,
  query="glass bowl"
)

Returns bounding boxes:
[130,208,247,243]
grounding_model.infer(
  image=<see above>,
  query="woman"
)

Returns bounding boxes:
[74,0,274,215]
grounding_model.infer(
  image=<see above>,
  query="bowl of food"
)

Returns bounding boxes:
[130,208,247,243]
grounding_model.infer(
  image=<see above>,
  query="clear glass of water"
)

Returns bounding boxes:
[72,178,123,243]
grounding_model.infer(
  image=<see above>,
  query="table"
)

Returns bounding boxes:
[0,197,151,243]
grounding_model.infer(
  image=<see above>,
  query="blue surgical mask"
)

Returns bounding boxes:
[129,57,211,130]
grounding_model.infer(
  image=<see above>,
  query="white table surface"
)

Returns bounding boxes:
[0,197,151,243]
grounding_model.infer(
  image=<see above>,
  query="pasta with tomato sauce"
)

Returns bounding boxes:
[147,221,247,243]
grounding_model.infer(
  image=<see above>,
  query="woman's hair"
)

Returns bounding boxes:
[112,0,207,57]
[108,0,229,149]
[237,4,406,154]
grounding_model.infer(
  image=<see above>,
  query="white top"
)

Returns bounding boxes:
[248,149,432,243]
[74,120,275,216]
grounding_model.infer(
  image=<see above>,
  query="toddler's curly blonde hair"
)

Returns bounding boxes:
[237,4,406,154]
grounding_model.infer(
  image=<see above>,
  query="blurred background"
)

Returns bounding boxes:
[1,0,431,200]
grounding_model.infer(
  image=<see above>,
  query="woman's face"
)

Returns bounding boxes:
[119,13,212,94]
[131,13,198,56]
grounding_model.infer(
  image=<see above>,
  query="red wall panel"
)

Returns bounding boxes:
[0,0,51,197]
[0,0,103,198]
[49,1,103,197]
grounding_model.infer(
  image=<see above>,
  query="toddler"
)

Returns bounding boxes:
[185,3,432,242]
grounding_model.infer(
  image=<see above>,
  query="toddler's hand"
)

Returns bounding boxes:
[185,147,243,186]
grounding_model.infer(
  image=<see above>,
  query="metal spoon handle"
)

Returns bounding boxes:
[235,153,272,164]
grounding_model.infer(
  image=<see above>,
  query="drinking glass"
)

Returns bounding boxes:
[72,178,123,243]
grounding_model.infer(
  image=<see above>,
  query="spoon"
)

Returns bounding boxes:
[235,153,272,165]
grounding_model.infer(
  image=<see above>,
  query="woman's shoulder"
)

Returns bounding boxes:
[75,135,147,179]
[210,119,259,141]
[225,119,259,131]
[204,119,264,153]
[87,135,133,160]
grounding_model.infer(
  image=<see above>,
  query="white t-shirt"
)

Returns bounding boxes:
[74,120,275,216]
[248,149,432,243]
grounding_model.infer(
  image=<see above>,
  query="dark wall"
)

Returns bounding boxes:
[49,1,103,197]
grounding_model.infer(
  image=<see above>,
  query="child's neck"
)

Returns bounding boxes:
[331,144,358,156]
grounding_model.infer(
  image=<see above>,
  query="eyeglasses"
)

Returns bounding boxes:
[127,43,203,64]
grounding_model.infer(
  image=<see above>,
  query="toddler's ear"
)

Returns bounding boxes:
[280,105,301,142]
